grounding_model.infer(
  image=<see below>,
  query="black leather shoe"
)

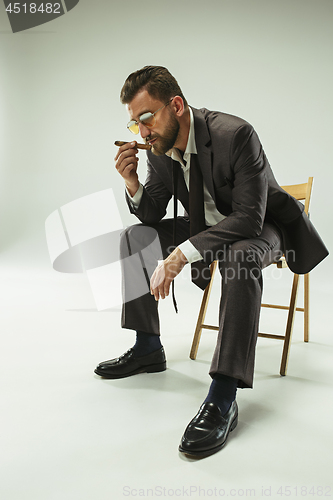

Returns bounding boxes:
[94,347,166,379]
[179,400,238,457]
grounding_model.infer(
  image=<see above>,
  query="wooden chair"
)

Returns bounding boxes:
[189,177,313,376]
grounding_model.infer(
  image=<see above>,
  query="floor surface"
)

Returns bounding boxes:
[1,246,332,500]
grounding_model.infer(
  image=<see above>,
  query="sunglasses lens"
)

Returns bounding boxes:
[127,121,139,134]
[140,112,155,128]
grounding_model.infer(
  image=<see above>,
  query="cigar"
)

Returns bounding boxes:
[114,141,151,150]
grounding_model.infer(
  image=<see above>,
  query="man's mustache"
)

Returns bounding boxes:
[145,134,159,144]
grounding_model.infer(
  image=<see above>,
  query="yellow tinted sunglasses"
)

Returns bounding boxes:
[127,98,174,135]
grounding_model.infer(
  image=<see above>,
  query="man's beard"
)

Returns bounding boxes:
[147,112,180,156]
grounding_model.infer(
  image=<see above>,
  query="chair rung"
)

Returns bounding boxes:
[258,332,285,340]
[202,324,220,331]
[261,303,304,312]
[261,303,289,310]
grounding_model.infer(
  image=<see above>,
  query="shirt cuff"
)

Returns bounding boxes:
[126,183,143,209]
[178,240,203,264]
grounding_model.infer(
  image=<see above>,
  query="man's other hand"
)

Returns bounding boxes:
[150,247,188,301]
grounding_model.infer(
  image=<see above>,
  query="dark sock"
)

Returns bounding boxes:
[132,330,162,357]
[204,373,238,416]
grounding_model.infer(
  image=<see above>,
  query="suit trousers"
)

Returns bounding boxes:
[120,217,283,388]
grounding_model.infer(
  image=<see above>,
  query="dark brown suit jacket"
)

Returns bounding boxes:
[126,107,328,274]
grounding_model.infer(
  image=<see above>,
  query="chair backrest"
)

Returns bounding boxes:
[280,177,313,215]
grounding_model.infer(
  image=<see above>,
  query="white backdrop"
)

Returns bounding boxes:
[1,2,333,499]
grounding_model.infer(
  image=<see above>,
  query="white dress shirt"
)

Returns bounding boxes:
[127,107,226,263]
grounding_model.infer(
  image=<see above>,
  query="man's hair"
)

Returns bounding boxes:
[120,66,188,107]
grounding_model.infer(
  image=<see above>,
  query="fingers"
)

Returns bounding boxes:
[114,141,137,162]
[162,279,172,299]
[150,264,170,301]
[150,264,163,300]
[151,280,171,301]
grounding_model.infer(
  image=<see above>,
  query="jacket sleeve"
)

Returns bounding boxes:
[189,123,268,258]
[125,156,172,225]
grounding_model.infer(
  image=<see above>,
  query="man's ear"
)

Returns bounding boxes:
[172,96,185,117]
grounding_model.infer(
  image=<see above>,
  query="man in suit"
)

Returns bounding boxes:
[94,66,328,457]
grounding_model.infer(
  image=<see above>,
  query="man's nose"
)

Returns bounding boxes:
[139,123,151,138]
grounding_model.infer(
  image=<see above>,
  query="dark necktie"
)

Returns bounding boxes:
[189,154,206,236]
[189,154,209,290]
[172,160,179,313]
[171,153,209,313]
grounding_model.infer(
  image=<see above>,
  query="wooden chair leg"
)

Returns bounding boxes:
[304,273,309,342]
[280,273,300,376]
[190,261,217,360]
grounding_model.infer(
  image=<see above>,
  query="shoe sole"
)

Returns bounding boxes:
[178,412,238,458]
[94,361,167,379]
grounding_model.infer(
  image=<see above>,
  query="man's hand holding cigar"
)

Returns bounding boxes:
[114,141,143,198]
